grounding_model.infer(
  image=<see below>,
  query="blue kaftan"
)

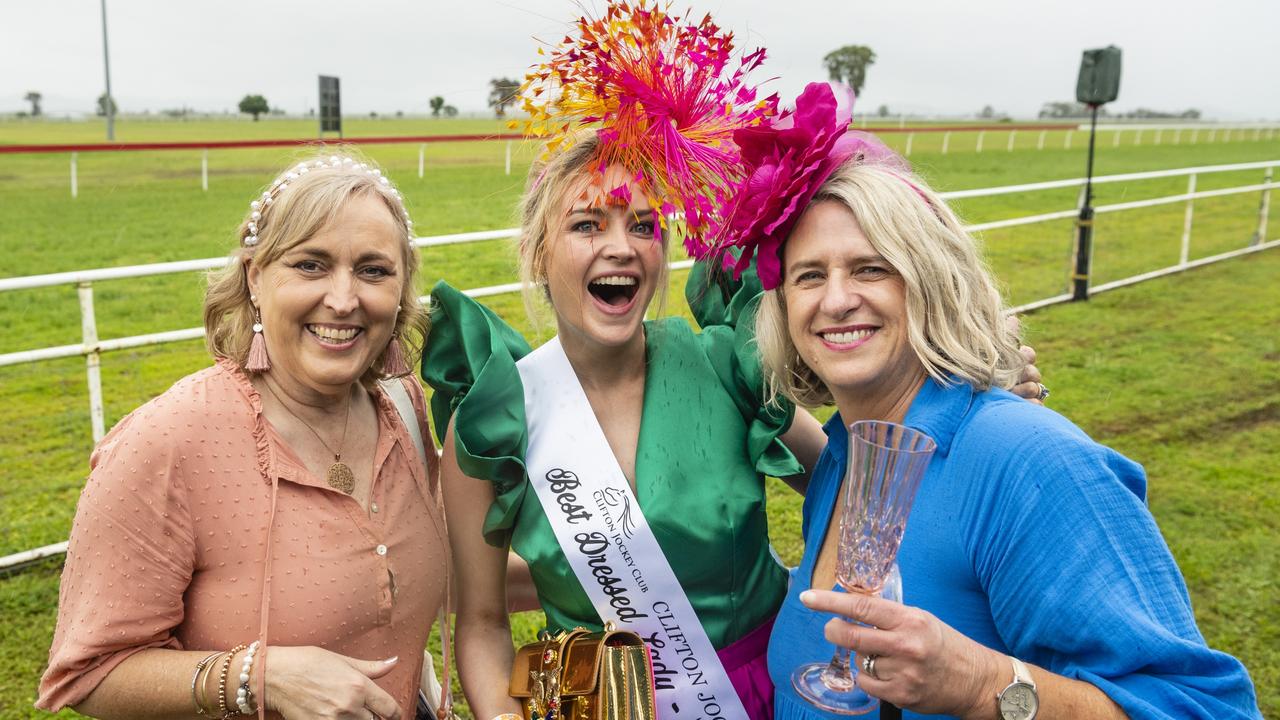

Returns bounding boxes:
[768,378,1261,719]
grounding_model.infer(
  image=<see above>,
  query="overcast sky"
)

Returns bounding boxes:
[2,0,1276,121]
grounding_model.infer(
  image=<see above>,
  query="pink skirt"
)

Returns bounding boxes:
[717,616,776,720]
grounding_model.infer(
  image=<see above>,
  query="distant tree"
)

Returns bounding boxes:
[876,104,890,118]
[822,45,876,96]
[238,94,269,121]
[1038,101,1091,119]
[443,105,459,118]
[96,93,117,117]
[488,77,521,118]
[429,96,446,117]
[1120,107,1201,120]
[980,105,996,119]
[24,91,42,116]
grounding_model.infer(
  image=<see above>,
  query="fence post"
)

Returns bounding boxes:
[941,131,951,154]
[1173,128,1181,145]
[1180,174,1197,265]
[1154,129,1162,145]
[1207,129,1216,142]
[505,141,512,175]
[905,132,914,157]
[1224,129,1232,142]
[1112,129,1120,147]
[1037,129,1046,150]
[78,282,106,443]
[418,144,425,179]
[1254,128,1261,141]
[1064,130,1073,150]
[1191,128,1200,144]
[976,131,985,153]
[70,152,78,199]
[201,149,208,192]
[1134,129,1142,146]
[898,114,905,129]
[1006,130,1016,152]
[1252,168,1273,246]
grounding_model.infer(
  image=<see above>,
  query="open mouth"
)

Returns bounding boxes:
[307,324,363,345]
[587,275,640,307]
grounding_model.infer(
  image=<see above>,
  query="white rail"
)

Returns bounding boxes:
[1,159,1277,571]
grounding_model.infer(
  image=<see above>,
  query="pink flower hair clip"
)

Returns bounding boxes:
[705,81,918,289]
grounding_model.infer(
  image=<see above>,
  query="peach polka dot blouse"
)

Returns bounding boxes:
[37,359,447,716]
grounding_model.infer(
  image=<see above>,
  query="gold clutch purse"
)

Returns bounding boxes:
[509,625,656,720]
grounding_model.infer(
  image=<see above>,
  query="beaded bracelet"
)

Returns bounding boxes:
[235,641,260,716]
[218,645,247,719]
[189,651,223,715]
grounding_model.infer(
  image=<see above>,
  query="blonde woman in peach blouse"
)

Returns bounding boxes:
[37,154,448,720]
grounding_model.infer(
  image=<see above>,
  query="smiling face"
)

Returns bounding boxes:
[781,199,925,410]
[247,193,404,396]
[542,164,664,352]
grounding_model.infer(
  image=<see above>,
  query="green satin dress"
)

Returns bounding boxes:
[423,266,798,649]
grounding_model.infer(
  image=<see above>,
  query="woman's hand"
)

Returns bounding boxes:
[1010,345,1045,405]
[800,590,1003,720]
[1007,316,1046,405]
[263,646,403,720]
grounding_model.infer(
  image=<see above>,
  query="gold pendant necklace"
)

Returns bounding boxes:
[263,380,356,494]
[326,455,355,494]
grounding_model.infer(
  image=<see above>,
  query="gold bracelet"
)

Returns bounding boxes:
[217,645,247,719]
[190,651,222,715]
[198,651,226,715]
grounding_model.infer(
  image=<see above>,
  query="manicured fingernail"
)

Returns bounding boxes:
[384,656,399,664]
[799,590,815,605]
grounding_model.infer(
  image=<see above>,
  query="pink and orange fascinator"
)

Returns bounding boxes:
[515,1,777,252]
[705,81,912,290]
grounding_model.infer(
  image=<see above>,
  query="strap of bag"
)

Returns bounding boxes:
[381,379,453,720]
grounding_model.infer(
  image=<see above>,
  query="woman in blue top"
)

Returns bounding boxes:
[707,82,1262,719]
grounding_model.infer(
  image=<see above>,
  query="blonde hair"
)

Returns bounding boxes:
[516,132,670,323]
[756,161,1025,408]
[204,151,427,387]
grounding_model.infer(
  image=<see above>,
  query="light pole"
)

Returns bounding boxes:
[100,0,115,141]
[1071,46,1121,301]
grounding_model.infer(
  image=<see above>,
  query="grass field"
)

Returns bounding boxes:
[1,118,1277,718]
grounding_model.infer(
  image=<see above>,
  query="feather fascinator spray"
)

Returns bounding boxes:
[515,1,778,253]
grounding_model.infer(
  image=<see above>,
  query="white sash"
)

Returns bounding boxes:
[517,337,748,719]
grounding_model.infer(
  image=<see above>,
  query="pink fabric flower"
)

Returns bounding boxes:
[711,82,908,289]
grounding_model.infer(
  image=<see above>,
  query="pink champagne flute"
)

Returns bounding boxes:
[792,420,936,714]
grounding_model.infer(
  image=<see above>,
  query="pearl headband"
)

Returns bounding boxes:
[242,155,414,248]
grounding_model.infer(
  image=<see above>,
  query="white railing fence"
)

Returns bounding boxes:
[24,124,1280,200]
[1,159,1277,571]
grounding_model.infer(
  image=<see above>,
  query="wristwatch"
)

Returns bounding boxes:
[997,656,1039,720]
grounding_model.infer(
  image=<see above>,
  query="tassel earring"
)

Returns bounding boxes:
[245,306,271,373]
[383,333,409,375]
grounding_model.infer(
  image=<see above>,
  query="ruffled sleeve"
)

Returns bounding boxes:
[421,281,533,546]
[684,261,801,479]
[684,256,764,331]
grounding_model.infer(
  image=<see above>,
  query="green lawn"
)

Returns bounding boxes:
[1,118,1276,717]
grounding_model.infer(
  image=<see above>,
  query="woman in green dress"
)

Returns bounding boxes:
[425,134,819,719]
